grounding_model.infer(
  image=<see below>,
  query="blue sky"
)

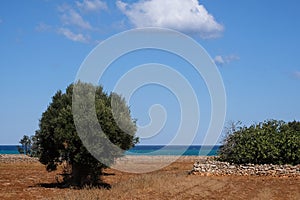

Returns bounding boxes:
[1,0,300,145]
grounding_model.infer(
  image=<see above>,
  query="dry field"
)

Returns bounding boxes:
[0,155,299,200]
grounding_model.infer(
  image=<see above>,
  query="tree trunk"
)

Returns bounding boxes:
[71,163,89,186]
[70,163,102,187]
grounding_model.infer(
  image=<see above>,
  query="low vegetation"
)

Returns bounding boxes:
[218,120,300,165]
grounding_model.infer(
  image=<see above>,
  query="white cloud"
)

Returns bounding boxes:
[214,54,240,65]
[214,55,225,65]
[76,0,107,12]
[58,28,89,43]
[60,7,92,30]
[116,0,224,38]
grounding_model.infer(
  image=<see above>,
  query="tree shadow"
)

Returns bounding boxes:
[29,181,111,190]
[101,172,115,176]
[32,181,111,190]
[35,182,69,189]
[30,171,115,190]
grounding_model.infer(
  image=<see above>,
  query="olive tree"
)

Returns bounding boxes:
[34,82,138,186]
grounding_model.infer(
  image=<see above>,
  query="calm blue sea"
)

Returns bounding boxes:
[0,145,220,156]
[0,145,20,154]
[125,145,220,156]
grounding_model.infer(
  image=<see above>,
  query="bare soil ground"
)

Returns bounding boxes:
[0,156,299,200]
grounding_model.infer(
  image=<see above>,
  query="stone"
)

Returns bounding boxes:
[189,157,300,177]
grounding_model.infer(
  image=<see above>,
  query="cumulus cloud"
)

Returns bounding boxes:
[116,0,224,38]
[59,6,92,30]
[58,28,89,43]
[76,0,107,12]
[214,54,240,65]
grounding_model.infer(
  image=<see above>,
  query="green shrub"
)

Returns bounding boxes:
[218,120,300,165]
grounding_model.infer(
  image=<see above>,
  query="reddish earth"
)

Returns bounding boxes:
[0,156,299,199]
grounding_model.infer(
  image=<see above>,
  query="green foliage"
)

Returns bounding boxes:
[29,135,39,157]
[218,120,300,165]
[34,82,138,186]
[18,135,32,155]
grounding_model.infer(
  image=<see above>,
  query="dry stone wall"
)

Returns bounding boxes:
[191,157,300,177]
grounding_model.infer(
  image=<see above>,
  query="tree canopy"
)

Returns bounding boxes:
[218,120,300,165]
[34,82,138,186]
[18,135,32,155]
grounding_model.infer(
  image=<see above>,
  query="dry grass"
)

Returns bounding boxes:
[57,172,300,200]
[1,156,299,200]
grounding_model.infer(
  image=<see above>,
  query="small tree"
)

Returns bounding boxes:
[29,135,39,157]
[34,82,138,186]
[18,135,32,155]
[218,120,300,165]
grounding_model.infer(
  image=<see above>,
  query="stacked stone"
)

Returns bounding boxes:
[191,158,300,177]
[0,154,38,163]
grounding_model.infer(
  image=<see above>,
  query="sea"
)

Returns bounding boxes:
[126,145,220,156]
[0,145,220,156]
[0,145,21,154]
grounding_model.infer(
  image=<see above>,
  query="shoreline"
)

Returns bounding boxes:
[0,154,209,165]
[0,154,211,165]
[0,154,39,163]
[0,154,212,160]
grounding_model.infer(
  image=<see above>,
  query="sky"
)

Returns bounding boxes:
[1,0,300,145]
